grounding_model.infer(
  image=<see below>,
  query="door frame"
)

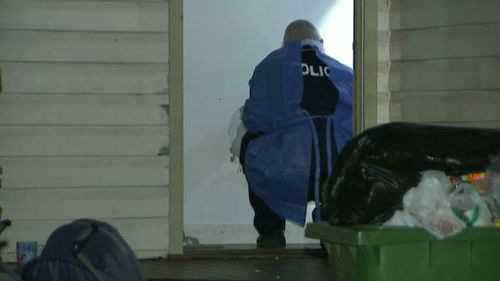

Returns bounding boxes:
[354,0,379,133]
[168,0,184,255]
[167,0,380,254]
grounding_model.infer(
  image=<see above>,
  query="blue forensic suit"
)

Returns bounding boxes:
[242,40,353,226]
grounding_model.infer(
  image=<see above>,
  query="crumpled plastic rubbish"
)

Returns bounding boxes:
[324,122,500,226]
[384,170,492,238]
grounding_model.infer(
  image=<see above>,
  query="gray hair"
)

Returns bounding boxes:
[283,20,321,44]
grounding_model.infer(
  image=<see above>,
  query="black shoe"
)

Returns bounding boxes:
[256,233,286,248]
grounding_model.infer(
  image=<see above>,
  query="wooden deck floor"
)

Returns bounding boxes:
[1,244,329,281]
[142,244,330,281]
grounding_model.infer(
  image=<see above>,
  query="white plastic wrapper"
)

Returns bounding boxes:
[385,170,468,239]
[227,106,247,162]
[449,183,492,226]
[384,210,421,227]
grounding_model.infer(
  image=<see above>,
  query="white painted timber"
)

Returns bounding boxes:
[377,62,389,93]
[0,156,169,188]
[0,125,168,156]
[0,0,171,259]
[0,186,169,220]
[389,57,500,91]
[377,0,391,124]
[0,0,169,32]
[390,90,500,123]
[378,31,390,62]
[0,62,169,94]
[391,0,500,30]
[1,218,169,261]
[0,94,168,125]
[378,0,390,32]
[391,23,500,61]
[0,30,168,63]
[377,92,390,123]
[388,0,500,128]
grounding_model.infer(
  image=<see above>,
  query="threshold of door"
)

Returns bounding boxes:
[170,243,325,260]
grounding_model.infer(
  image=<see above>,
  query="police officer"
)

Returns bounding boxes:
[241,20,353,248]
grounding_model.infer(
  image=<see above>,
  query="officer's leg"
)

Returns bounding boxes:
[240,132,285,248]
[248,185,284,234]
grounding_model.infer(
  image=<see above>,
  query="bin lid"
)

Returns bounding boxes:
[305,222,500,245]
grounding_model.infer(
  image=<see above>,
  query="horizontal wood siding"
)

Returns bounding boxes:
[0,0,170,260]
[391,0,500,30]
[0,126,168,156]
[391,22,500,61]
[0,0,169,32]
[390,58,500,91]
[0,30,169,63]
[1,187,169,220]
[389,0,500,128]
[1,63,168,94]
[0,95,168,125]
[0,156,169,188]
[390,90,500,123]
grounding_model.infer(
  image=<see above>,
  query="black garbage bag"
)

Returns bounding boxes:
[324,122,500,225]
[22,219,144,281]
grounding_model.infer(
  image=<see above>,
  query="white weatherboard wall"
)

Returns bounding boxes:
[388,0,500,127]
[0,0,170,260]
[184,0,353,244]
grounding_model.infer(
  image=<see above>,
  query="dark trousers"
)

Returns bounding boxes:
[240,131,324,236]
[248,185,286,235]
[240,131,285,235]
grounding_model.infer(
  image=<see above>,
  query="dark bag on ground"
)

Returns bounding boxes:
[324,122,500,226]
[22,219,145,281]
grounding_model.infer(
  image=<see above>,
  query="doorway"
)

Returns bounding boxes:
[182,0,354,247]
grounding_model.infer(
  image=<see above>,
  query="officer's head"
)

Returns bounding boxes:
[283,20,323,46]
